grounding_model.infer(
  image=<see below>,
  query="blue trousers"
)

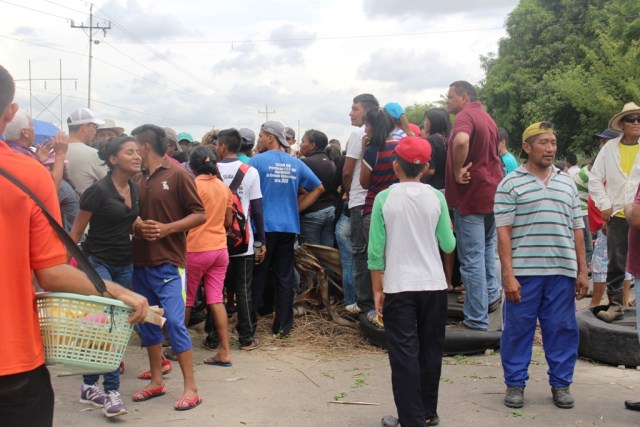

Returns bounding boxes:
[453,210,500,330]
[83,256,132,391]
[501,275,578,388]
[335,213,355,305]
[300,205,336,247]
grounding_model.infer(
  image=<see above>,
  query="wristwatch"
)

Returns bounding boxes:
[254,241,263,250]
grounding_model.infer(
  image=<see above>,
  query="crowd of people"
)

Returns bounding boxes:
[1,60,640,427]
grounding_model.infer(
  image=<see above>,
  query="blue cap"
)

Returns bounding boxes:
[383,102,404,120]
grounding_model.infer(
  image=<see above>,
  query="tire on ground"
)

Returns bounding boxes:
[577,306,640,367]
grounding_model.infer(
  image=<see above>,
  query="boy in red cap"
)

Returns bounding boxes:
[369,136,456,427]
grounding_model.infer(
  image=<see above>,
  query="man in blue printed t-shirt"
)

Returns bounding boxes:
[249,121,323,337]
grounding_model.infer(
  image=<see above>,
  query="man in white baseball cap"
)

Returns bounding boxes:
[65,107,107,194]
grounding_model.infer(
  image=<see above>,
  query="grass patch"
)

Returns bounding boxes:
[333,391,347,401]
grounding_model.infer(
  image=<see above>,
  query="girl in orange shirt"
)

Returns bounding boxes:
[185,147,233,366]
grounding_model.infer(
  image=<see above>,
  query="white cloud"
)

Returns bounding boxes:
[363,0,519,18]
[357,48,462,91]
[96,0,195,41]
[1,0,518,141]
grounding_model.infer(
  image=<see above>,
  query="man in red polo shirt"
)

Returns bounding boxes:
[0,64,148,427]
[445,80,503,331]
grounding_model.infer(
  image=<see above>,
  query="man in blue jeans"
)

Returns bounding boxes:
[342,93,379,314]
[444,80,503,331]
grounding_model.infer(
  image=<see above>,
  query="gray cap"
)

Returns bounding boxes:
[163,127,183,152]
[284,127,295,139]
[261,121,289,148]
[239,128,255,144]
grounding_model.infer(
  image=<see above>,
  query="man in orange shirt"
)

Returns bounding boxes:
[0,64,148,427]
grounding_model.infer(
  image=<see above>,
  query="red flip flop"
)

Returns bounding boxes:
[132,384,167,402]
[137,359,172,380]
[174,394,202,411]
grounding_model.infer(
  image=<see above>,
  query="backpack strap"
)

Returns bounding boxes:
[229,163,250,194]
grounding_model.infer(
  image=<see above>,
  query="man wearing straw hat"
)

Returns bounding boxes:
[0,64,148,427]
[92,118,124,150]
[589,102,640,322]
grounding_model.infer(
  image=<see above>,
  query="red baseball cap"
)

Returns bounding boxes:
[394,136,431,165]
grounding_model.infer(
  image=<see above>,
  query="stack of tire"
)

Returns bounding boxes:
[359,293,502,355]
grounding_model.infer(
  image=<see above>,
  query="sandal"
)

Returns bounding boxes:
[239,337,261,351]
[132,384,166,402]
[203,356,232,367]
[163,349,178,362]
[137,359,172,380]
[457,294,465,304]
[174,394,202,411]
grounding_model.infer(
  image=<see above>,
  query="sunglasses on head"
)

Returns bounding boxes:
[622,116,640,124]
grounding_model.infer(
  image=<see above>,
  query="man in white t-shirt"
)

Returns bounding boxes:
[65,108,107,194]
[213,128,265,351]
[342,93,379,314]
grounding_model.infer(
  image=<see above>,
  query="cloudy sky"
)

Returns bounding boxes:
[2,0,519,144]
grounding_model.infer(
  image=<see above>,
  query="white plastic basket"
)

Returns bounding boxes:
[36,292,134,376]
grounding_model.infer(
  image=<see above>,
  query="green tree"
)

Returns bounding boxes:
[404,101,447,126]
[480,0,640,156]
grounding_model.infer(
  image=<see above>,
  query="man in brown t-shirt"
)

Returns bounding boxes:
[445,80,504,331]
[130,124,206,411]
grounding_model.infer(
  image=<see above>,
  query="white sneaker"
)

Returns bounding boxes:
[345,303,361,314]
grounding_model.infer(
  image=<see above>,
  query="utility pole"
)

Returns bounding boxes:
[258,104,275,121]
[71,4,110,108]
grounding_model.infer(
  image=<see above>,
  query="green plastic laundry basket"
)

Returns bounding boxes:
[36,292,134,376]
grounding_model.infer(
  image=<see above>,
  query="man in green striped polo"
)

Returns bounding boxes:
[494,122,589,410]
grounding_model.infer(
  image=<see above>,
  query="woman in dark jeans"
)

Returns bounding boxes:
[69,136,141,418]
[298,129,337,246]
[422,107,461,294]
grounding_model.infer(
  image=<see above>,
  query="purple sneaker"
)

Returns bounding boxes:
[80,383,106,407]
[103,391,128,417]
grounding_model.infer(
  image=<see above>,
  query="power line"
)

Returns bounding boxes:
[92,5,259,110]
[14,84,212,127]
[104,26,506,45]
[45,0,88,15]
[0,0,70,21]
[0,33,254,116]
[99,41,256,116]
